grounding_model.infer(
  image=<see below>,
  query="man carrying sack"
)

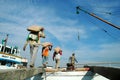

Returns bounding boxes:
[41,42,52,68]
[23,25,45,68]
[53,47,62,69]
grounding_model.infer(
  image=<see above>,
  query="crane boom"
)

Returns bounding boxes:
[76,6,120,30]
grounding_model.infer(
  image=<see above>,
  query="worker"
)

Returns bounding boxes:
[53,47,62,69]
[69,53,78,70]
[23,25,45,68]
[41,42,52,68]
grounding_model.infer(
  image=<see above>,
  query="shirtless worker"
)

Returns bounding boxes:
[69,53,78,70]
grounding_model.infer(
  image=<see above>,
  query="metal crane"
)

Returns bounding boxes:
[76,6,120,30]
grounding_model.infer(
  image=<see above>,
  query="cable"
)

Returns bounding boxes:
[87,19,120,40]
[78,5,120,22]
[76,8,120,40]
[76,6,120,30]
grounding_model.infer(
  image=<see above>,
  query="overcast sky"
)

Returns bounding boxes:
[0,0,120,67]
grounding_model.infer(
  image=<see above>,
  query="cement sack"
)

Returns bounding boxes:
[42,42,52,47]
[54,47,61,53]
[27,25,44,32]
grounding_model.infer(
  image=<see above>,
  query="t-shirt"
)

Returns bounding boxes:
[42,47,49,57]
[55,53,61,60]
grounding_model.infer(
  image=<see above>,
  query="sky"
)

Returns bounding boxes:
[0,0,120,67]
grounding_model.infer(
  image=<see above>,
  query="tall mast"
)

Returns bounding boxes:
[76,6,120,30]
[3,34,9,52]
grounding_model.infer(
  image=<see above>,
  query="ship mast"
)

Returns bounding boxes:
[3,34,9,52]
[76,6,120,30]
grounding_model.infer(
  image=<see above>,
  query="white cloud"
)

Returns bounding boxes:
[74,42,120,62]
[99,43,120,56]
[45,25,87,42]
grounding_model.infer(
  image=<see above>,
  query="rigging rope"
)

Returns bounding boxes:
[87,18,120,40]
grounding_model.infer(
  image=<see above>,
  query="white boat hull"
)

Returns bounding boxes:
[0,65,16,69]
[41,71,109,80]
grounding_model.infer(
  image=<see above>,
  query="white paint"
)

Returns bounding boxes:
[41,71,109,80]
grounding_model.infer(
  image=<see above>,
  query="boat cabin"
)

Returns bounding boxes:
[0,44,27,69]
[0,44,20,56]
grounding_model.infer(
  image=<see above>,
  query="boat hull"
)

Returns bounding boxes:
[41,71,109,80]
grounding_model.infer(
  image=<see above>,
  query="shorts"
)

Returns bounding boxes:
[42,56,48,64]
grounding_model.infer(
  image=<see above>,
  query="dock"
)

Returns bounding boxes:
[0,68,42,80]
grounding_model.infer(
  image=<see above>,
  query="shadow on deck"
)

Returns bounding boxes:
[84,66,120,80]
